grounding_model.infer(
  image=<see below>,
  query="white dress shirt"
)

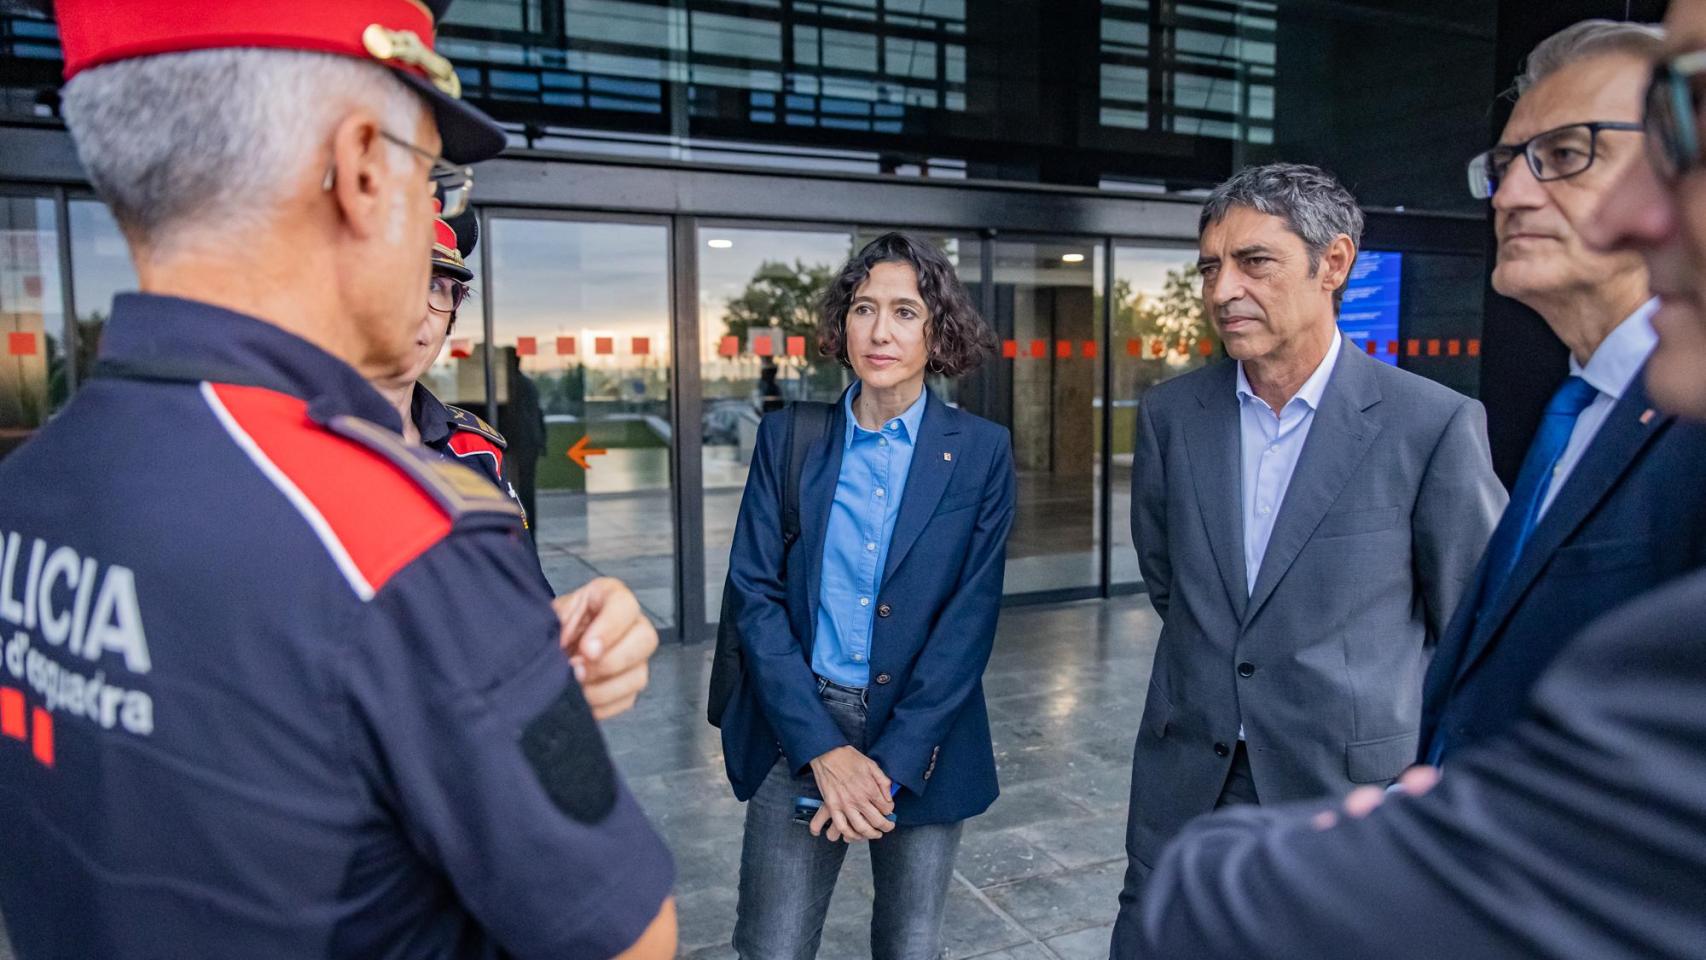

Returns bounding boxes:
[1236,330,1343,596]
[1536,299,1659,520]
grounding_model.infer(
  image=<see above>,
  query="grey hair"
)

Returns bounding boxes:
[1198,162,1364,307]
[1515,19,1665,96]
[62,48,423,255]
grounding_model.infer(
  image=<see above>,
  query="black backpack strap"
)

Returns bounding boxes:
[783,401,832,547]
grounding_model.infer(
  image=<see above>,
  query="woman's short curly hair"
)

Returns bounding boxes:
[817,232,997,379]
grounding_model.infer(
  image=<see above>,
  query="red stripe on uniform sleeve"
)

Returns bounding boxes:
[210,384,453,595]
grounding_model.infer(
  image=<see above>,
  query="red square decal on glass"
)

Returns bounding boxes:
[786,336,807,357]
[557,336,577,356]
[1029,339,1046,359]
[449,338,472,359]
[719,336,739,357]
[516,337,537,356]
[753,336,774,357]
[7,332,35,357]
[1002,340,1018,359]
[595,337,614,356]
[632,337,651,356]
[1081,341,1098,359]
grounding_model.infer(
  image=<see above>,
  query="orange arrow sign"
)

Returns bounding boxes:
[567,435,607,470]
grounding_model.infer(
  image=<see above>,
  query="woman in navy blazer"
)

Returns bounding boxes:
[720,233,1016,959]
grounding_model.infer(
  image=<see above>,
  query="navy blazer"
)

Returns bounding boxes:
[1418,371,1706,759]
[719,387,1017,825]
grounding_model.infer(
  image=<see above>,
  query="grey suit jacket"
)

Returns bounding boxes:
[1141,566,1706,960]
[1123,342,1505,869]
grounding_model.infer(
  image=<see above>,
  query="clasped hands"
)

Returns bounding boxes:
[808,745,897,843]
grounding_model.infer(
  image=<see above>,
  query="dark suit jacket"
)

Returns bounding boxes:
[1418,372,1706,759]
[719,388,1017,825]
[1141,566,1706,960]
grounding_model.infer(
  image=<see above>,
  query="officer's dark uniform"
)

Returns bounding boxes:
[0,296,673,958]
[415,384,523,507]
[0,4,672,958]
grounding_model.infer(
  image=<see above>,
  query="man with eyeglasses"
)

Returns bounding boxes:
[378,208,662,719]
[1419,20,1706,772]
[379,208,520,511]
[0,2,675,958]
[1132,12,1706,958]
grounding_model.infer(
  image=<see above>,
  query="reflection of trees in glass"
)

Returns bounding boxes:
[1105,262,1218,398]
[722,259,833,345]
[721,259,845,399]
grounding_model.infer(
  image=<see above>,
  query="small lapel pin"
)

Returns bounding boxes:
[1641,408,1657,425]
[943,452,953,461]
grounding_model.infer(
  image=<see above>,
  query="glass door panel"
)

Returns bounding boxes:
[966,237,1101,594]
[0,195,64,459]
[66,199,136,388]
[486,216,676,626]
[1108,244,1217,585]
[699,226,854,617]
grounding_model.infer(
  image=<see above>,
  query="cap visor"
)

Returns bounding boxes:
[433,258,475,282]
[400,73,507,164]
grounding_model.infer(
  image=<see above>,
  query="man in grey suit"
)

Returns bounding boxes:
[1110,163,1506,959]
[1136,10,1706,952]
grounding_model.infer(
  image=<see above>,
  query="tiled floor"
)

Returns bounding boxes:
[0,595,1160,960]
[602,595,1159,959]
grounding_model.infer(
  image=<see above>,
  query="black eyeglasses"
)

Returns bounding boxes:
[428,275,469,315]
[1644,50,1706,182]
[1466,121,1643,199]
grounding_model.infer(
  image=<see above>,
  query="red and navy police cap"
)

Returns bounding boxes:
[53,0,506,164]
[432,209,475,282]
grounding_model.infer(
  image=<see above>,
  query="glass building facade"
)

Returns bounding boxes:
[0,0,1499,640]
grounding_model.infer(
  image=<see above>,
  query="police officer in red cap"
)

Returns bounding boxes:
[381,207,522,514]
[377,208,660,710]
[0,3,675,958]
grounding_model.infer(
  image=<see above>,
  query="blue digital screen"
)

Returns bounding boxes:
[1339,251,1402,366]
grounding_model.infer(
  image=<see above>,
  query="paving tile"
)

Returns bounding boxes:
[955,825,1065,889]
[1016,811,1128,872]
[981,860,1126,941]
[974,780,1097,834]
[1043,922,1117,960]
[960,943,1054,960]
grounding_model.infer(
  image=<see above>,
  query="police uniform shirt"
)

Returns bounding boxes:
[0,293,673,958]
[411,383,528,522]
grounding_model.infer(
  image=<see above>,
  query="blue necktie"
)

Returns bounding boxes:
[1428,375,1598,766]
[1475,375,1599,617]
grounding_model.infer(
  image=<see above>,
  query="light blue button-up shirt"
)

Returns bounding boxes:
[1236,330,1342,596]
[812,383,927,687]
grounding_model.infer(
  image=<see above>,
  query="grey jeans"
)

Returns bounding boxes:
[733,678,964,960]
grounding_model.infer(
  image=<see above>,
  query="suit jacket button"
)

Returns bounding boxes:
[1238,662,1256,678]
[875,673,892,685]
[877,603,892,618]
[1214,742,1230,757]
